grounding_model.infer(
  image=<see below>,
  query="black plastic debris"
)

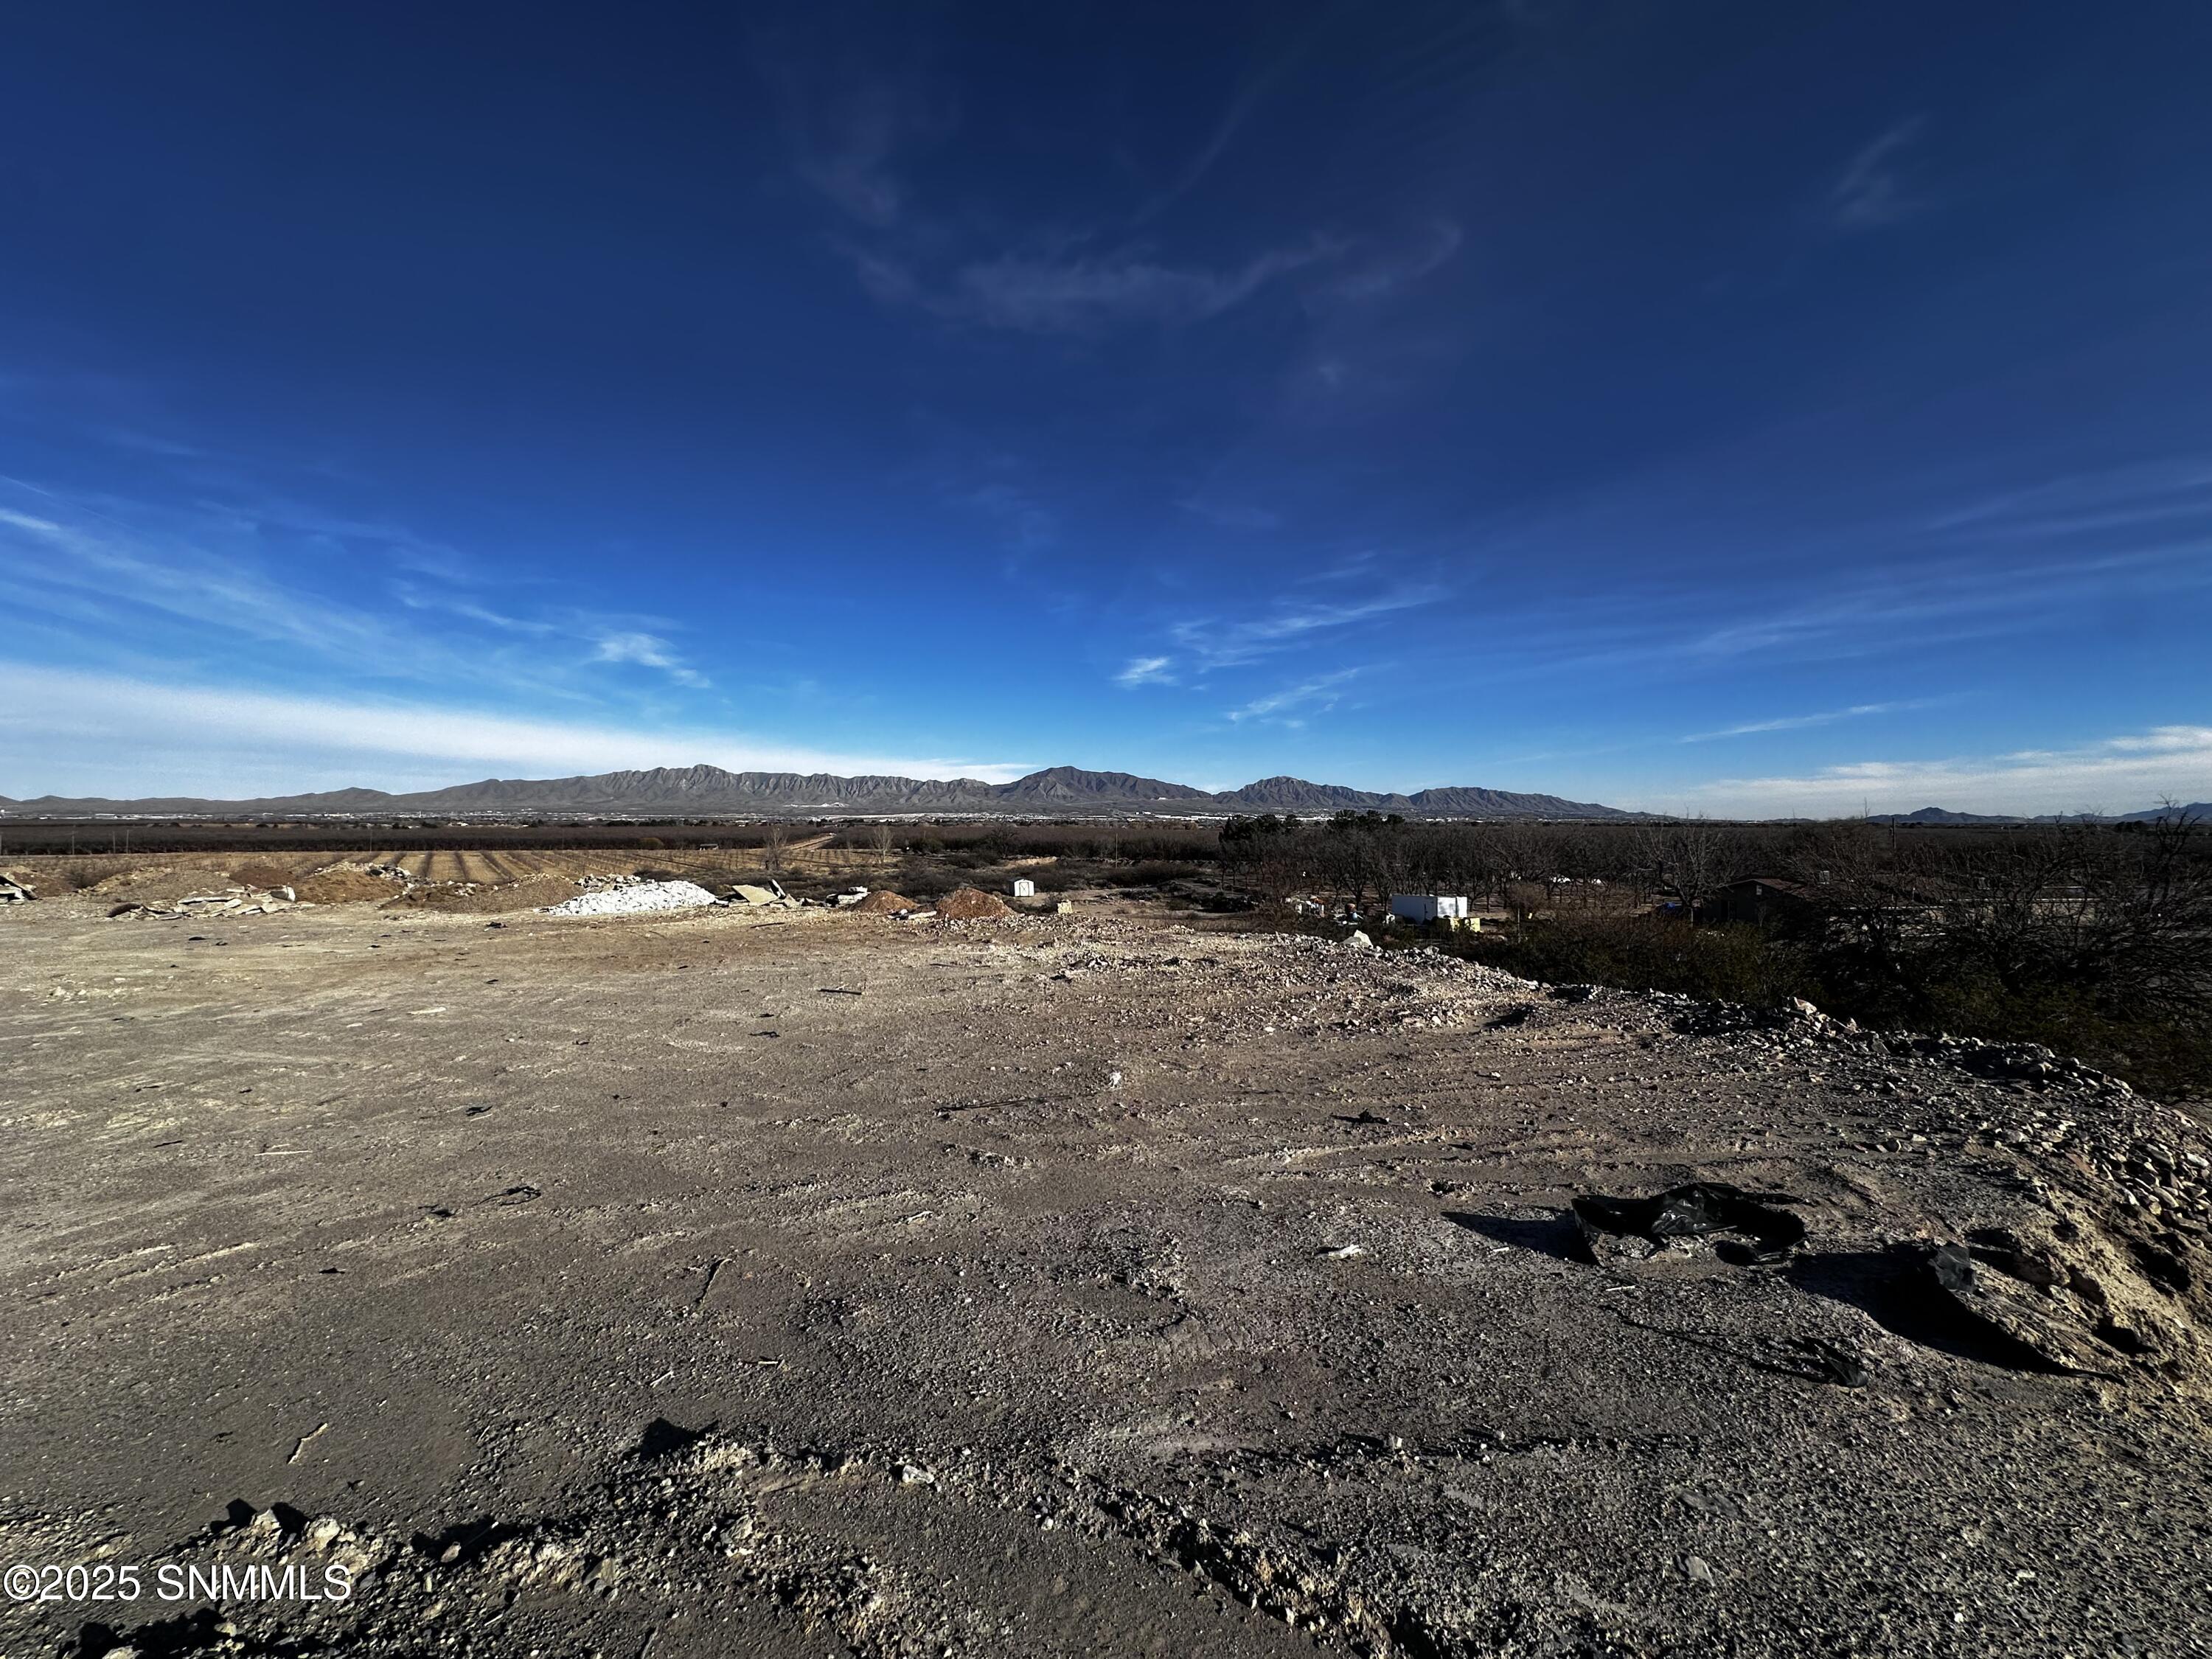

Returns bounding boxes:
[1571,1182,1808,1263]
[1790,1335,1869,1388]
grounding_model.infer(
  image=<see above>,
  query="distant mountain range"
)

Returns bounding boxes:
[1865,804,2212,826]
[0,764,1635,821]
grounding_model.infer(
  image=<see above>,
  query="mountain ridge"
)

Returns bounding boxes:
[0,765,1632,820]
[1863,803,2212,826]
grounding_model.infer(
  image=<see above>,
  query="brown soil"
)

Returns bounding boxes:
[849,888,917,913]
[85,860,252,905]
[934,884,1012,919]
[227,860,298,891]
[290,866,404,905]
[383,873,580,914]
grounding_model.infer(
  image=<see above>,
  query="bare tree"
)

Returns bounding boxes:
[760,821,790,877]
[1626,818,1742,914]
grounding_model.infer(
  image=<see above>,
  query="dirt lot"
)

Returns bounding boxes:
[2,888,2208,1658]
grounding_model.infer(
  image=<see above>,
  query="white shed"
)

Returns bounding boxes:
[1011,878,1036,897]
[1389,894,1470,923]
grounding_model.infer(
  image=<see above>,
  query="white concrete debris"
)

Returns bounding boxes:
[108,883,316,921]
[542,879,720,917]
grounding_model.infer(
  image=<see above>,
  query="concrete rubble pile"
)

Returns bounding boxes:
[571,872,639,893]
[0,873,35,903]
[542,879,722,917]
[725,880,796,908]
[106,883,312,922]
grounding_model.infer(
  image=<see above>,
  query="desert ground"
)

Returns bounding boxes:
[2,860,2209,1658]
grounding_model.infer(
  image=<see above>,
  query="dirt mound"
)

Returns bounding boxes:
[292,866,404,904]
[934,886,1012,920]
[228,860,299,891]
[849,889,917,914]
[86,861,248,905]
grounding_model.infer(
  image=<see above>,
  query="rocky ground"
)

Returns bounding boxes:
[2,893,2208,1658]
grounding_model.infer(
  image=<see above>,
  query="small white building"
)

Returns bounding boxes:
[1011,878,1036,897]
[1389,894,1470,924]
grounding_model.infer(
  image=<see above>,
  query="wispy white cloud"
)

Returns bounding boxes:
[787,40,1455,342]
[1169,585,1442,669]
[2103,726,2212,755]
[1826,117,1930,232]
[1295,550,1381,584]
[1686,544,2207,662]
[1226,668,1360,724]
[858,223,1457,335]
[1669,725,2212,818]
[780,63,953,230]
[1321,220,1464,302]
[591,630,710,689]
[0,486,720,703]
[0,664,1028,800]
[1114,655,1176,689]
[939,240,1337,333]
[1679,698,1941,742]
[392,585,557,635]
[1924,458,2212,541]
[0,501,498,685]
[1124,55,1298,229]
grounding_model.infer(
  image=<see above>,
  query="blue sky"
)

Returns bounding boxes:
[2,1,2208,815]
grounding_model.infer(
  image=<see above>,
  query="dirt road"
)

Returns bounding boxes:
[2,897,2207,1657]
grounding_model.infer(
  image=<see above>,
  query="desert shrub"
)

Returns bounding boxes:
[1186,887,1253,913]
[1433,906,2211,1102]
[1461,914,1806,1007]
[1026,861,1103,893]
[1121,860,1204,887]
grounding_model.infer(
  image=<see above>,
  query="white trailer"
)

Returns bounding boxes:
[1389,894,1471,923]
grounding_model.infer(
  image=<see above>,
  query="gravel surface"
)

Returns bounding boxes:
[2,897,2207,1658]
